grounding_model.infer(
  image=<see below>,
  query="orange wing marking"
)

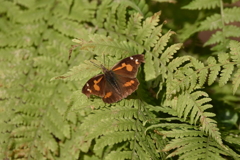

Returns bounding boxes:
[113,63,133,71]
[123,80,135,87]
[104,92,112,98]
[93,77,103,91]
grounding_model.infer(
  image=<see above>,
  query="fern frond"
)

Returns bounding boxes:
[144,53,156,81]
[219,64,234,86]
[125,12,143,36]
[95,0,112,28]
[198,13,221,31]
[229,41,240,94]
[204,31,225,46]
[230,40,240,63]
[182,0,219,10]
[2,0,240,159]
[161,43,182,65]
[145,32,180,81]
[164,137,227,160]
[152,30,175,56]
[191,58,208,86]
[224,25,240,38]
[50,17,84,37]
[59,128,85,159]
[207,56,221,85]
[133,142,153,160]
[160,129,205,138]
[182,1,240,53]
[116,4,127,34]
[168,56,191,73]
[53,62,101,82]
[94,131,135,155]
[232,69,240,94]
[165,89,223,146]
[16,9,48,23]
[69,0,96,22]
[149,118,229,159]
[224,7,240,23]
[144,24,163,51]
[135,12,161,45]
[105,151,132,160]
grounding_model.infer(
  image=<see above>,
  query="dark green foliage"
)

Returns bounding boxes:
[0,0,240,159]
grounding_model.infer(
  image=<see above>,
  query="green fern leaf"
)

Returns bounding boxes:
[224,25,240,38]
[182,0,219,10]
[191,58,208,86]
[230,40,240,63]
[144,24,163,50]
[133,142,152,160]
[116,4,127,34]
[178,22,200,41]
[160,129,204,138]
[104,3,118,34]
[49,17,84,37]
[153,30,175,56]
[95,0,112,28]
[198,14,221,31]
[161,43,182,65]
[16,9,48,23]
[164,137,227,159]
[204,31,225,46]
[218,52,229,63]
[168,56,190,72]
[224,7,240,23]
[105,151,132,160]
[80,106,138,140]
[174,90,223,145]
[232,69,240,94]
[3,0,240,159]
[11,126,59,159]
[163,137,206,151]
[125,13,143,37]
[69,0,97,22]
[207,56,221,85]
[53,62,101,82]
[229,41,240,94]
[59,129,83,159]
[144,28,177,81]
[88,34,142,58]
[219,64,234,86]
[135,12,161,45]
[94,131,135,154]
[144,53,156,81]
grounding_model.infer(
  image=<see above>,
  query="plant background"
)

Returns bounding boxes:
[1,0,240,159]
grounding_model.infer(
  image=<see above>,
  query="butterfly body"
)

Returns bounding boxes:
[82,54,144,103]
[105,71,122,95]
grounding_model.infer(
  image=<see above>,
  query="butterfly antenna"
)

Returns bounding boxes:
[107,57,110,69]
[90,60,101,69]
[103,53,106,66]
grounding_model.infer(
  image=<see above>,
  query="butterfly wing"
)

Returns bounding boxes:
[116,76,139,98]
[102,75,139,103]
[82,74,105,97]
[102,81,123,103]
[82,54,144,103]
[111,54,144,78]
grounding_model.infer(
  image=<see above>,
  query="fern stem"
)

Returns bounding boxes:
[219,0,227,45]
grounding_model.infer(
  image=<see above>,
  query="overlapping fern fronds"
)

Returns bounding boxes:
[0,0,95,159]
[181,0,240,52]
[1,0,240,160]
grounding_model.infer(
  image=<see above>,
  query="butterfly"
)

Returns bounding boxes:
[82,54,145,103]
